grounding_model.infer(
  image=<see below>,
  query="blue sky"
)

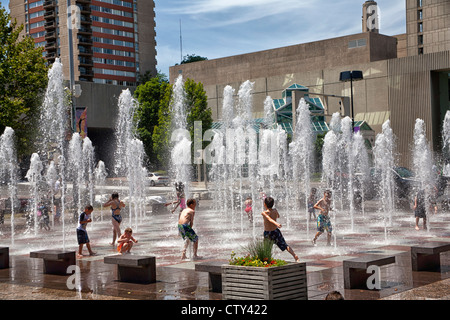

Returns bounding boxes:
[1,0,406,77]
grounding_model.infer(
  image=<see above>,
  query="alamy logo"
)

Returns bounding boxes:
[366,4,380,31]
[68,5,81,30]
[173,121,281,173]
[66,265,81,290]
[366,265,381,290]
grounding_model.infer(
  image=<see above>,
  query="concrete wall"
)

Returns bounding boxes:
[170,32,397,87]
[73,81,135,129]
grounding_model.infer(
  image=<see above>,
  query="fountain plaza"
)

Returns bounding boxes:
[0,61,450,303]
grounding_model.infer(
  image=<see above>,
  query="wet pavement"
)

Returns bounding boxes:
[1,194,450,302]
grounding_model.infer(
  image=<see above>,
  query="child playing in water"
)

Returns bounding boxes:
[165,181,187,214]
[312,190,333,246]
[413,188,437,231]
[117,227,138,254]
[261,197,299,262]
[244,196,253,223]
[178,198,199,260]
[76,205,96,258]
[308,187,318,221]
[103,192,126,246]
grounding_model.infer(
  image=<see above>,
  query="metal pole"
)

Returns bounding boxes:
[350,72,354,131]
[67,0,76,132]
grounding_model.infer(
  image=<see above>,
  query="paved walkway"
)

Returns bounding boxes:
[1,198,450,301]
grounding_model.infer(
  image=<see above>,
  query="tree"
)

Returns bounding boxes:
[0,6,48,156]
[134,73,170,168]
[152,78,212,169]
[176,54,208,65]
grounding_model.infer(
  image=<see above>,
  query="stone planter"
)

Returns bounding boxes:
[222,262,307,300]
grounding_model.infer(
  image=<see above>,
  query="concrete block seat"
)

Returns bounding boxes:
[0,247,9,269]
[194,260,228,293]
[343,254,396,289]
[104,254,156,284]
[30,250,76,275]
[411,242,450,272]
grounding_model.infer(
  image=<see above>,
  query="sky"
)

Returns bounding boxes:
[1,0,407,77]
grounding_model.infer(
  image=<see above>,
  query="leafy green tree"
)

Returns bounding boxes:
[134,74,170,168]
[176,54,208,65]
[151,86,173,167]
[151,78,212,169]
[0,6,48,156]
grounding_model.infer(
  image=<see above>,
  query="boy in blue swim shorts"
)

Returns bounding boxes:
[178,198,200,260]
[76,205,96,258]
[261,197,299,262]
[312,190,333,246]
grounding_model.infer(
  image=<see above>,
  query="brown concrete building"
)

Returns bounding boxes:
[169,0,450,167]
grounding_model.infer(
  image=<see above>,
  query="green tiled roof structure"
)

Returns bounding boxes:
[212,84,374,137]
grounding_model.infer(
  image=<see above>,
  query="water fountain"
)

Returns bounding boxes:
[373,120,396,241]
[25,153,44,235]
[412,118,435,231]
[69,132,83,215]
[38,58,70,249]
[45,161,58,228]
[0,127,18,244]
[94,160,108,222]
[289,98,314,238]
[114,88,148,229]
[169,75,192,200]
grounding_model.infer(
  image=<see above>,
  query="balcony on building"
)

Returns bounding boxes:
[44,10,56,19]
[45,31,57,40]
[78,45,93,56]
[44,21,56,30]
[80,15,92,25]
[78,27,93,35]
[77,36,93,46]
[43,0,56,9]
[45,41,57,50]
[79,56,94,67]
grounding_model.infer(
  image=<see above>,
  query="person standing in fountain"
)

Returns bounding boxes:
[178,198,200,260]
[413,188,437,231]
[244,196,253,224]
[165,182,187,214]
[308,187,318,221]
[312,190,333,246]
[76,205,96,258]
[103,192,126,246]
[261,197,300,262]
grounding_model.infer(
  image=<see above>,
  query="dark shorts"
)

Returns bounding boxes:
[77,228,89,245]
[264,229,288,251]
[415,208,426,219]
[178,224,198,242]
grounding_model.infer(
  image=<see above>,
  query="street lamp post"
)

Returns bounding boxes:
[339,70,364,131]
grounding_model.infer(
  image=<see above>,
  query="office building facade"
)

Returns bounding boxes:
[9,0,157,86]
[169,0,450,167]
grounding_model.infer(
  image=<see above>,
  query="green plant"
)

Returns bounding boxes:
[229,238,288,268]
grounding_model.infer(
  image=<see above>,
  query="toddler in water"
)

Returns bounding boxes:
[117,227,138,254]
[165,182,187,214]
[244,196,253,223]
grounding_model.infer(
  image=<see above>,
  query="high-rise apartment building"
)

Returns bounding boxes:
[9,0,157,86]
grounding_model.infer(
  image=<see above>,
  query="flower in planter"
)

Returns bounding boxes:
[229,238,287,267]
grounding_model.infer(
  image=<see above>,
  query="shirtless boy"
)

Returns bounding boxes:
[177,198,199,260]
[262,197,299,262]
[312,190,333,246]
